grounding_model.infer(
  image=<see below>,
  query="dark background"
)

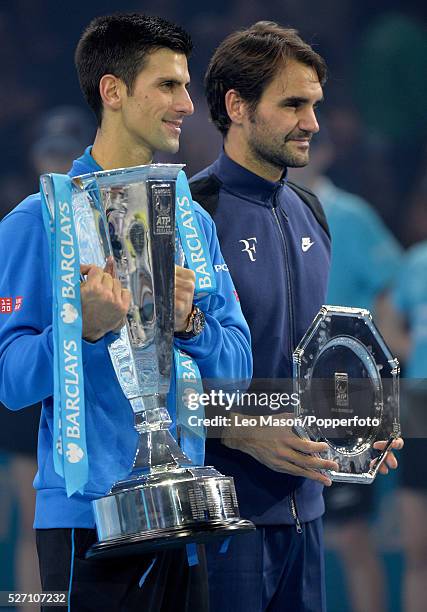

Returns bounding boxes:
[1,1,427,245]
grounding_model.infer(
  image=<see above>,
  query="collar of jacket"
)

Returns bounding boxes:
[212,150,288,207]
[69,145,103,177]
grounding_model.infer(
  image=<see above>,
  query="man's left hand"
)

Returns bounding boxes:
[175,265,196,332]
[371,437,404,474]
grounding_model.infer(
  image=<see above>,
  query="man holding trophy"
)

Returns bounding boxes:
[190,21,403,612]
[0,13,252,612]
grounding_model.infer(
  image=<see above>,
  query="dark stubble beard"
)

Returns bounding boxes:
[247,111,311,170]
[249,136,310,169]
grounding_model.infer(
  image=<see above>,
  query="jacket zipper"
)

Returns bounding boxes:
[271,187,295,359]
[272,185,301,533]
[289,491,303,533]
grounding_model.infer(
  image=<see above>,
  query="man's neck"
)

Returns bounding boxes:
[224,136,282,183]
[91,126,153,170]
[287,167,321,191]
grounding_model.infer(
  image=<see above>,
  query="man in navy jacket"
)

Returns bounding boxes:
[190,21,401,612]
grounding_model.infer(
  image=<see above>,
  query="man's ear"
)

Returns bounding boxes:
[99,74,124,112]
[224,89,249,126]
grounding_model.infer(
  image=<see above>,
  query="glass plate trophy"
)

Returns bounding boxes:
[41,164,253,560]
[293,305,400,483]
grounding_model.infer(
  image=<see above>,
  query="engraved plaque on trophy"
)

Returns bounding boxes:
[293,306,400,483]
[41,164,254,559]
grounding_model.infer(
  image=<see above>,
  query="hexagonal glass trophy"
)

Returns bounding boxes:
[293,306,400,483]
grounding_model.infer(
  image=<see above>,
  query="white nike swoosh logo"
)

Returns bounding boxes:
[302,241,315,252]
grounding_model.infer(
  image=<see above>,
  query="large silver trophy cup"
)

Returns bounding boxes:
[41,164,253,559]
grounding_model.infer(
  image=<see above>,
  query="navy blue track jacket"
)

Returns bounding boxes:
[190,151,331,525]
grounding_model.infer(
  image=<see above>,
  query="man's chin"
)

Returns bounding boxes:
[285,152,310,168]
[288,160,309,168]
[158,138,180,155]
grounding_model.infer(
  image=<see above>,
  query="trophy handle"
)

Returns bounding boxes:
[367,434,395,478]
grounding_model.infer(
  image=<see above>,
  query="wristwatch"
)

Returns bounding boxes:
[175,305,206,339]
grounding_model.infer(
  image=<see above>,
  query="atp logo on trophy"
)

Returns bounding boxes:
[335,372,349,407]
[151,182,173,235]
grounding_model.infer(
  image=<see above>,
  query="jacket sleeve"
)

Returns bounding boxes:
[173,205,253,384]
[0,208,112,410]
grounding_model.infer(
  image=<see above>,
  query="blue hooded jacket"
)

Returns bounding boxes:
[191,152,331,525]
[0,147,252,529]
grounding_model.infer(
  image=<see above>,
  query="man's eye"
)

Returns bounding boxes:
[281,99,302,108]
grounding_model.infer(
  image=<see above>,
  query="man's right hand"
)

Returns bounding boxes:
[80,264,131,342]
[222,412,339,486]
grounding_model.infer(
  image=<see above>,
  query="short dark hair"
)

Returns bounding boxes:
[75,13,193,125]
[205,21,327,136]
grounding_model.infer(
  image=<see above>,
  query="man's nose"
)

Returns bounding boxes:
[299,108,319,134]
[176,87,194,116]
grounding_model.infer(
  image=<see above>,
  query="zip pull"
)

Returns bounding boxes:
[289,492,303,534]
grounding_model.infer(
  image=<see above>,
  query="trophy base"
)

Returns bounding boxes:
[86,518,254,560]
[327,438,393,484]
[88,466,255,560]
[328,471,376,484]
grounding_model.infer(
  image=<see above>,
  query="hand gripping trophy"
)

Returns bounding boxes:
[41,164,254,560]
